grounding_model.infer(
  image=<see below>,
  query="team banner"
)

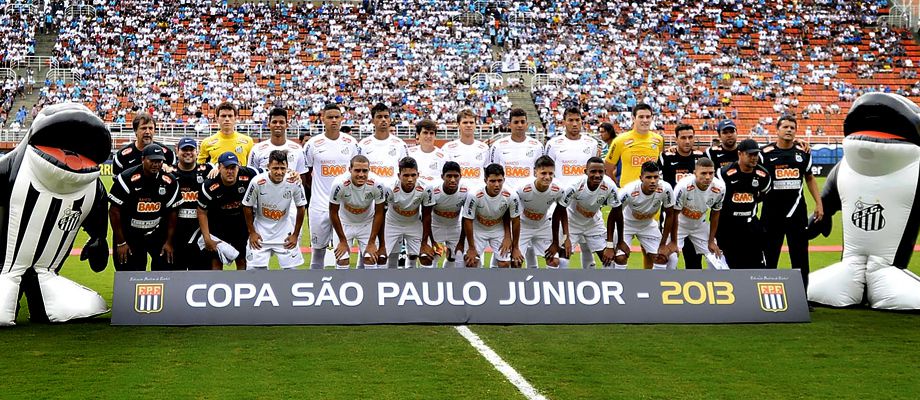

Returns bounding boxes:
[111,269,810,325]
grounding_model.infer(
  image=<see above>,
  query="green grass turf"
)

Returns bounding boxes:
[5,177,920,399]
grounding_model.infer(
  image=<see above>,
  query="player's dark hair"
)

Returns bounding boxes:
[268,150,288,165]
[442,161,461,175]
[268,108,288,120]
[586,156,605,167]
[322,103,340,114]
[371,103,389,118]
[510,108,528,120]
[484,163,505,177]
[534,155,555,170]
[776,115,797,128]
[415,119,438,137]
[216,101,238,116]
[641,161,660,175]
[599,122,615,137]
[132,112,155,131]
[675,123,694,136]
[696,158,715,169]
[632,103,653,116]
[350,154,369,168]
[562,107,581,119]
[398,156,418,172]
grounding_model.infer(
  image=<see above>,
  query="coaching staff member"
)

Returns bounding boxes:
[715,139,772,269]
[108,144,180,271]
[198,151,258,270]
[172,137,213,270]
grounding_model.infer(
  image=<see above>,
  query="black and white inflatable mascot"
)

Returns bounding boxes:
[0,103,111,326]
[808,92,920,309]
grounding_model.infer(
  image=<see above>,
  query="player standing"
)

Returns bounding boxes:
[489,108,544,190]
[303,104,359,269]
[461,164,524,268]
[615,162,677,270]
[359,103,409,186]
[329,155,387,269]
[716,139,772,269]
[555,157,629,269]
[198,101,254,164]
[705,120,740,169]
[407,119,446,184]
[247,108,307,185]
[443,109,489,187]
[242,150,307,270]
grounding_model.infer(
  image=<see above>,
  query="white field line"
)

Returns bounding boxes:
[454,325,548,400]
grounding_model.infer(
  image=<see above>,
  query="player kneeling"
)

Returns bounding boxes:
[242,150,307,270]
[461,164,524,268]
[329,155,387,269]
[673,158,728,269]
[383,157,435,268]
[555,157,629,268]
[516,156,568,268]
[615,161,678,270]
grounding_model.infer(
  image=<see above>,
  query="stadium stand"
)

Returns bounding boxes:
[0,2,38,128]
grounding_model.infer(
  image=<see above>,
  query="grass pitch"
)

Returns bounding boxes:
[3,177,919,399]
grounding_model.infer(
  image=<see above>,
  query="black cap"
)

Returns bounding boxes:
[737,139,761,154]
[142,144,166,161]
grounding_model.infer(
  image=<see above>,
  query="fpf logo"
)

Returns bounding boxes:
[135,283,164,314]
[757,283,787,312]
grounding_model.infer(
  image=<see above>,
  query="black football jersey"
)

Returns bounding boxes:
[705,145,739,169]
[717,162,771,220]
[760,142,812,216]
[658,148,705,187]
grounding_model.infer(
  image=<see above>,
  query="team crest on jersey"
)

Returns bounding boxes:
[197,176,203,183]
[751,179,759,188]
[236,146,243,154]
[757,283,787,312]
[430,162,438,170]
[238,187,245,194]
[389,147,397,156]
[795,154,803,162]
[283,190,292,199]
[56,208,82,232]
[852,200,885,231]
[135,283,164,314]
[158,187,166,195]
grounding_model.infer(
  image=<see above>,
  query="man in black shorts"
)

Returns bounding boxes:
[172,137,214,270]
[197,152,257,270]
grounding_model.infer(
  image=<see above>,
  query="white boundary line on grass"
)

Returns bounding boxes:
[455,325,548,400]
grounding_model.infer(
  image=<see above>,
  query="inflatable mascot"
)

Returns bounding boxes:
[0,103,111,326]
[808,92,920,309]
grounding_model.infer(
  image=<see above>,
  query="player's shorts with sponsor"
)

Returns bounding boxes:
[308,207,333,247]
[623,219,663,254]
[520,222,554,259]
[432,220,462,249]
[246,243,304,269]
[567,215,607,253]
[677,219,712,255]
[384,222,423,256]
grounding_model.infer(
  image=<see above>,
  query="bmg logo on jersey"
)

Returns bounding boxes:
[135,283,164,314]
[852,200,885,231]
[757,283,787,312]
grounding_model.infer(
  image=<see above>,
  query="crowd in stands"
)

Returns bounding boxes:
[0,1,40,128]
[17,0,920,139]
[39,0,509,132]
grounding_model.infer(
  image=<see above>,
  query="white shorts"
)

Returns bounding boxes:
[432,222,462,249]
[624,221,663,254]
[474,233,510,264]
[520,224,554,259]
[341,223,371,252]
[677,223,711,255]
[384,222,422,256]
[246,243,304,269]
[568,232,606,253]
[308,208,333,248]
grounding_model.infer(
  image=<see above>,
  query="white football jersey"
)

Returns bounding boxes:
[242,172,308,243]
[247,139,307,175]
[408,146,447,184]
[462,187,523,236]
[558,175,620,232]
[431,181,470,228]
[489,135,545,190]
[544,134,601,189]
[359,135,408,183]
[442,139,489,182]
[329,173,387,225]
[303,133,359,213]
[516,181,564,229]
[386,180,435,226]
[618,179,675,224]
[673,175,725,229]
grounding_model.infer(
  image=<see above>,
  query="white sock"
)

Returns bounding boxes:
[653,263,667,270]
[667,253,679,270]
[581,249,594,269]
[311,248,326,270]
[247,265,268,270]
[525,247,538,268]
[556,258,569,269]
[614,263,628,270]
[376,264,388,269]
